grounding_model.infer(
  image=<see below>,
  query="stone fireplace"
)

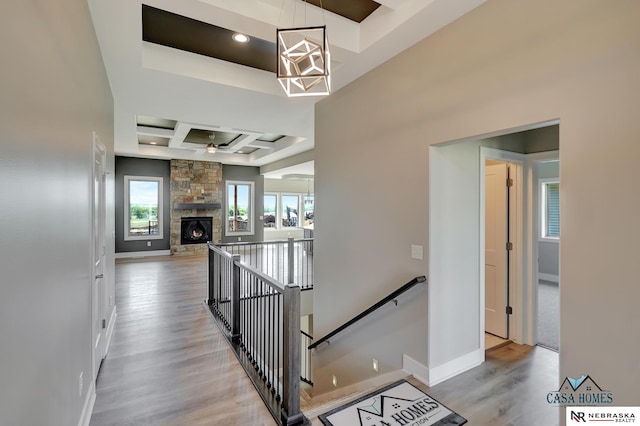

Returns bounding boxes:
[170,159,222,256]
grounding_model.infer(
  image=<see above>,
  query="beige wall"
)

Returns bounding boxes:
[0,0,114,424]
[313,0,640,409]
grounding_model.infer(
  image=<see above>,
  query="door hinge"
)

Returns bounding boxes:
[506,242,513,251]
[102,319,106,329]
[506,306,513,315]
[506,178,514,187]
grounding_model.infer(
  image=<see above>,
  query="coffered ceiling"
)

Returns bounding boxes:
[87,0,486,175]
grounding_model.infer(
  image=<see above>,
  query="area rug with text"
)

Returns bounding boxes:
[319,380,467,426]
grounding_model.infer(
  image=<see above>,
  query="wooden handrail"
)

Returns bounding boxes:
[308,276,426,350]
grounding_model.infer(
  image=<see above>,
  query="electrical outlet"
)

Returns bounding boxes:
[238,237,241,241]
[332,375,338,387]
[79,372,83,397]
[372,358,379,372]
[147,241,151,247]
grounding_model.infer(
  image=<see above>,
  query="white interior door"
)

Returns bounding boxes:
[485,162,509,338]
[93,138,107,379]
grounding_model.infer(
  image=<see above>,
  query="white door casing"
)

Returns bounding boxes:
[92,134,107,380]
[485,162,509,338]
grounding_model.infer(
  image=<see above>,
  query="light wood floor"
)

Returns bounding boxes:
[92,255,559,426]
[411,344,560,426]
[90,255,276,426]
[485,332,510,350]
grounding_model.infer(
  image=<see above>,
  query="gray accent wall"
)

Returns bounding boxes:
[313,0,640,410]
[475,125,559,154]
[524,125,560,153]
[0,1,115,424]
[221,165,264,243]
[539,241,559,277]
[115,156,171,253]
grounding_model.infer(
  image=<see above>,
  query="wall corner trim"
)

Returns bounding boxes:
[426,349,484,387]
[104,307,117,355]
[538,273,559,283]
[77,380,96,426]
[402,354,429,386]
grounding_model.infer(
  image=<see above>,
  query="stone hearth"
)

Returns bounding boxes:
[170,160,222,256]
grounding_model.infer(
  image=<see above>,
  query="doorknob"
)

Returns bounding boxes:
[95,274,104,279]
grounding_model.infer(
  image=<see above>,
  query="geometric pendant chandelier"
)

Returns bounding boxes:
[276,25,331,97]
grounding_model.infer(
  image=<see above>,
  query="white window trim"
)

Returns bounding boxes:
[225,180,255,236]
[124,175,163,241]
[539,178,559,242]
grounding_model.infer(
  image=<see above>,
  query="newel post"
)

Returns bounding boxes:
[282,283,303,425]
[207,243,215,304]
[287,237,295,285]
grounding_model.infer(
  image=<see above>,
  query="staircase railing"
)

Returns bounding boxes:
[219,238,313,290]
[300,331,313,386]
[309,276,427,350]
[207,243,306,426]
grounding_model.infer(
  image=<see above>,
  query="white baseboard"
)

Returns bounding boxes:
[402,354,429,386]
[104,307,117,355]
[78,378,96,426]
[538,273,559,283]
[424,349,484,387]
[115,250,171,259]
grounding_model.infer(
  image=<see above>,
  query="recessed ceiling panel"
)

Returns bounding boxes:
[136,115,177,129]
[142,5,277,73]
[257,133,284,142]
[138,135,170,146]
[184,129,241,146]
[306,0,381,23]
[238,147,259,155]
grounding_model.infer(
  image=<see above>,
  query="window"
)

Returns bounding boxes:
[227,181,254,235]
[303,195,314,227]
[124,176,163,240]
[262,192,315,230]
[540,179,560,240]
[264,194,277,228]
[281,194,299,228]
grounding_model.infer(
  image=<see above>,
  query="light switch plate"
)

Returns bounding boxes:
[411,245,423,260]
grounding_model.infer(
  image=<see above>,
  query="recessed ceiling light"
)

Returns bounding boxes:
[232,33,250,43]
[149,141,157,145]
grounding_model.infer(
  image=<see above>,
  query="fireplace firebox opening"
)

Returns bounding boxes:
[180,217,212,245]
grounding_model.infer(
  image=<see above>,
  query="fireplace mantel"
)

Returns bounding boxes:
[173,202,221,210]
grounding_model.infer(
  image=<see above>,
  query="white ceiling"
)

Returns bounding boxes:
[87,0,486,176]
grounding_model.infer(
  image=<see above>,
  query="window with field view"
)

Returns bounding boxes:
[124,176,163,240]
[264,194,277,228]
[303,195,314,227]
[281,194,299,228]
[227,181,254,235]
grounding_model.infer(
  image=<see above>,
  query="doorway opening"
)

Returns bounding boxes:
[481,147,526,352]
[483,158,514,351]
[428,121,560,382]
[534,158,560,351]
